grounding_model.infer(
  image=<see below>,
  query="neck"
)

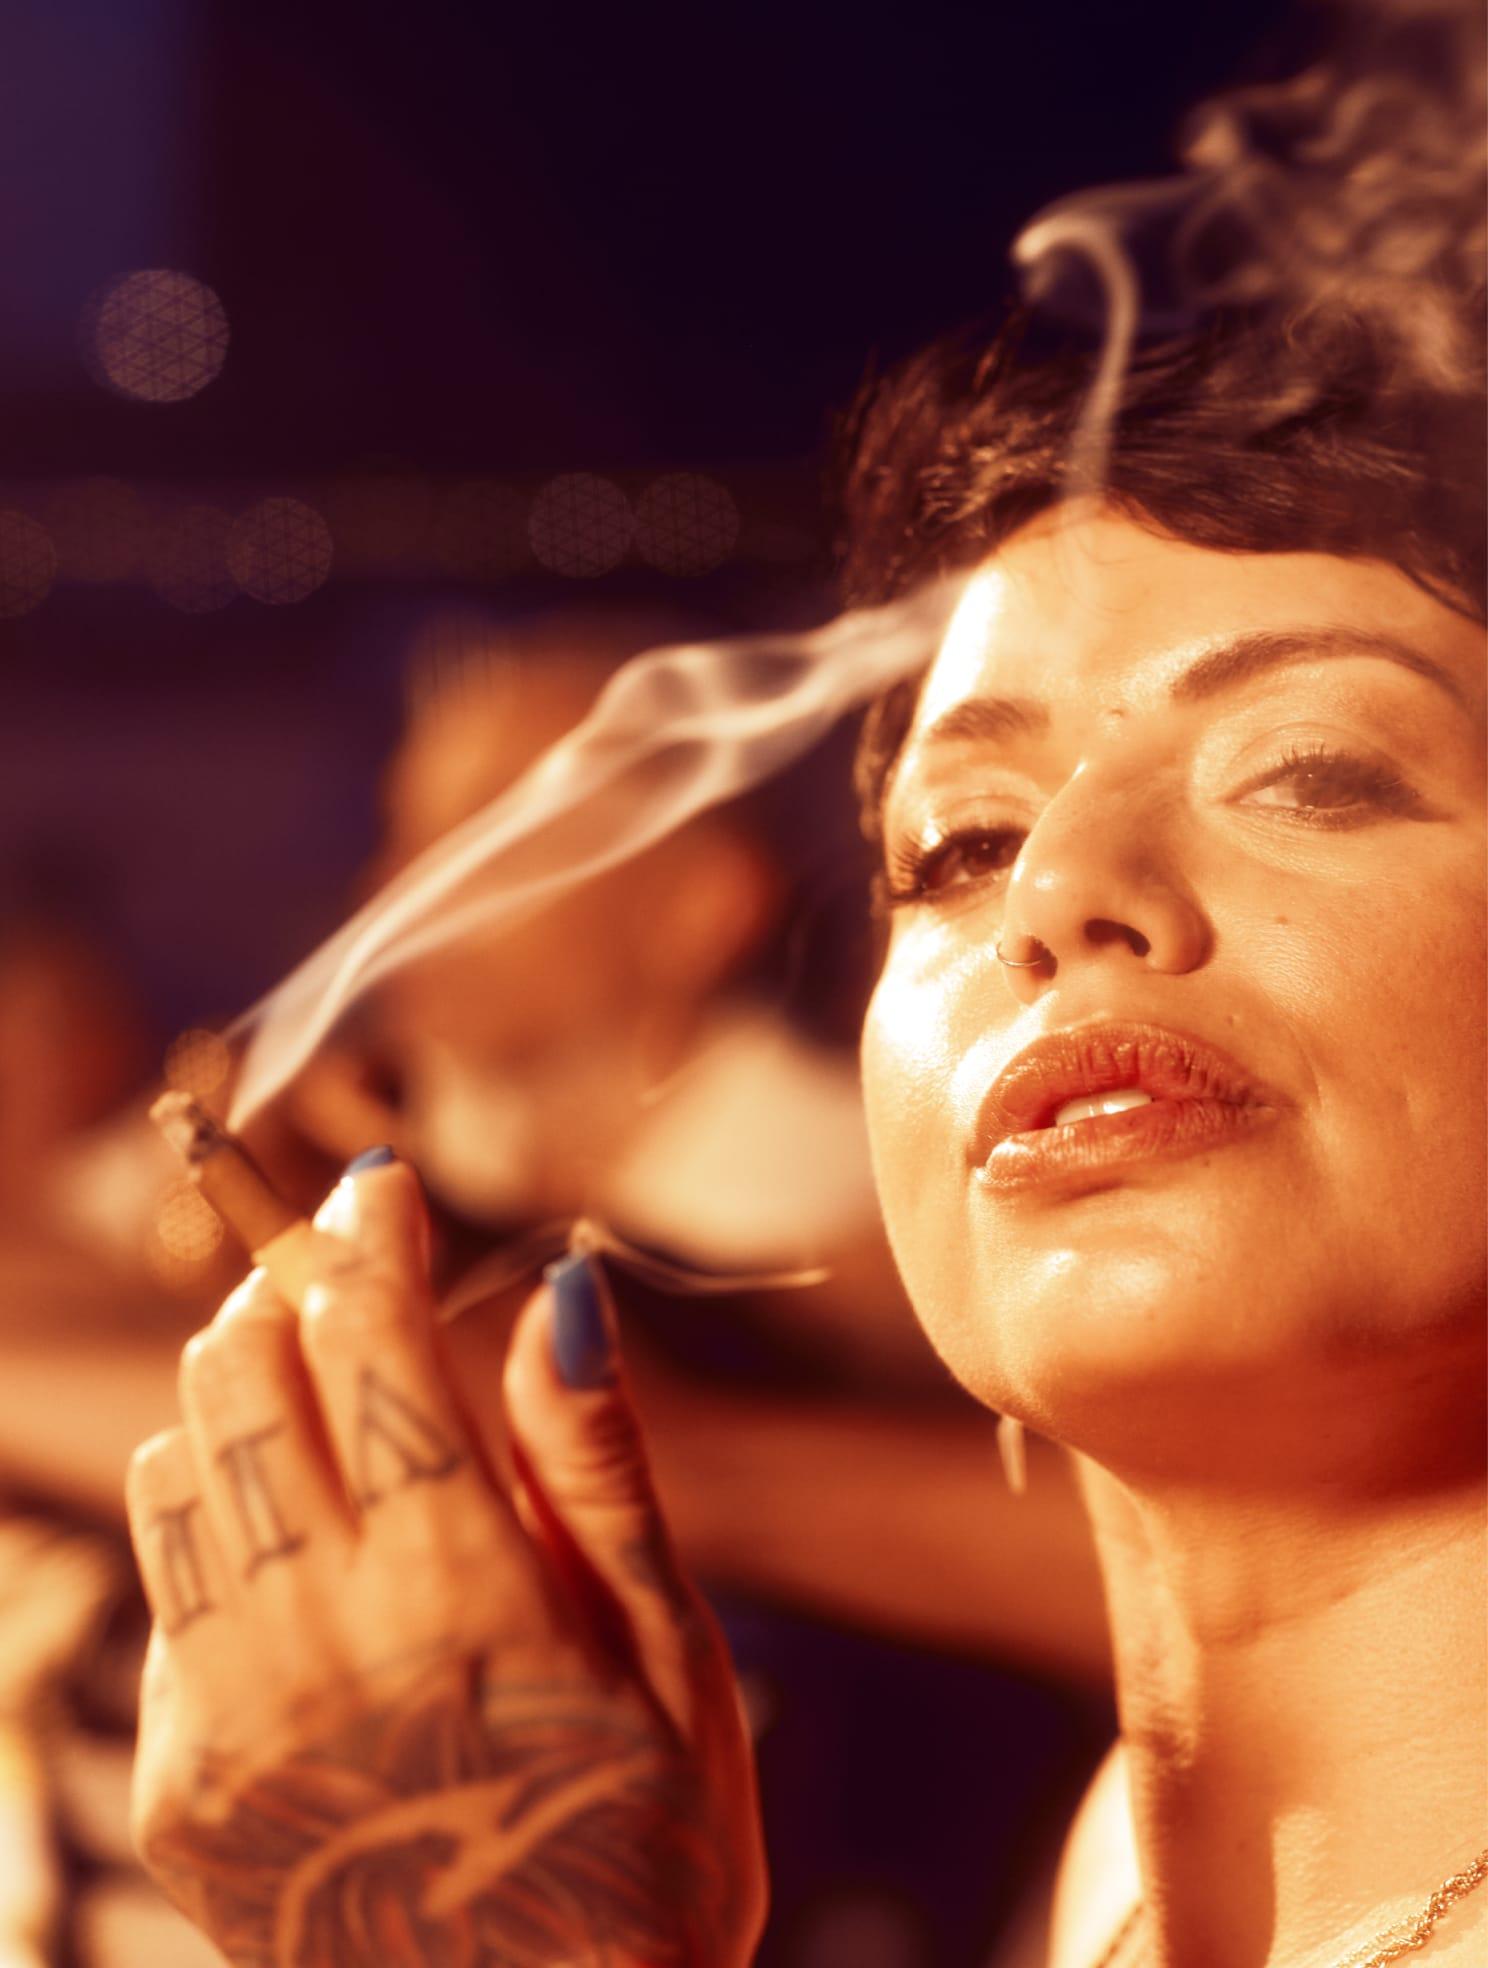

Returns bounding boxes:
[1071,1442,1488,1968]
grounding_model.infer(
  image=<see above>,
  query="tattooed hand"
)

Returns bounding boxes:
[126,1154,767,1967]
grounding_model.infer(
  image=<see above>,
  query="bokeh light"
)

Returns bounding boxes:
[634,473,739,576]
[82,269,230,404]
[528,473,633,577]
[0,512,58,617]
[163,1028,232,1101]
[433,478,529,581]
[322,476,434,577]
[228,497,334,604]
[149,505,236,613]
[47,478,149,584]
[147,1177,225,1286]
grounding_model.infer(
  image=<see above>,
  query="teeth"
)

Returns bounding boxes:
[1052,1087,1154,1128]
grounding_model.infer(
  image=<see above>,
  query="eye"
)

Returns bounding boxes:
[883,823,1026,906]
[1239,742,1420,823]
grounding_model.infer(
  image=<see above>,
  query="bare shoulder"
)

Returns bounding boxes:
[1045,1737,1140,1968]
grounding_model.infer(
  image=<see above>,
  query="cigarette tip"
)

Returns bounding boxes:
[150,1089,227,1166]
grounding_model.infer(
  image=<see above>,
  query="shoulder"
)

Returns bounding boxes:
[1045,1737,1140,1968]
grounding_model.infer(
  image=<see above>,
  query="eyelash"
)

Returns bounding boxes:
[881,741,1420,909]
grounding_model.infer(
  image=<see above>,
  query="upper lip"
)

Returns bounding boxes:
[975,1019,1281,1155]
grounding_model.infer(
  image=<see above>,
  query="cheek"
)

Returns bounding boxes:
[861,945,966,1201]
[1313,888,1487,1304]
[1243,853,1487,1348]
[861,940,1002,1348]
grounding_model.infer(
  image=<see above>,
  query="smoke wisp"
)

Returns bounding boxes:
[229,583,958,1125]
[228,0,1482,1140]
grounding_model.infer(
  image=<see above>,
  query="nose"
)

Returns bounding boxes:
[994,764,1210,999]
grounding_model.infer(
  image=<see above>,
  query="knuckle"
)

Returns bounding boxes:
[126,1429,194,1531]
[565,1397,648,1484]
[300,1267,412,1348]
[211,1267,287,1336]
[177,1325,239,1412]
[206,1301,286,1368]
[127,1426,188,1491]
[550,1446,653,1524]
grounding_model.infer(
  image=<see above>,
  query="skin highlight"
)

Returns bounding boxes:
[860,503,1487,1967]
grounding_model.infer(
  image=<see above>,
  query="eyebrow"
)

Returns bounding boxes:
[910,625,1471,763]
[1170,627,1470,708]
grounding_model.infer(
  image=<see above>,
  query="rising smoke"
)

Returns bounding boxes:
[228,0,1484,1130]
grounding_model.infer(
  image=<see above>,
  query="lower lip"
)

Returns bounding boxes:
[977,1097,1278,1196]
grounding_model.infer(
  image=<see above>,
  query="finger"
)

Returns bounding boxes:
[502,1251,734,1740]
[315,1147,431,1282]
[299,1159,532,1572]
[178,1269,354,1589]
[125,1428,235,1643]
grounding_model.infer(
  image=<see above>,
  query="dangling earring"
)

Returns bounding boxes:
[997,1413,1028,1497]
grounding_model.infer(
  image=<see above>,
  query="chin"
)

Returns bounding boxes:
[900,1187,1309,1431]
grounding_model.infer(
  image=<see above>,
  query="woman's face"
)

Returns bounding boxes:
[861,505,1486,1471]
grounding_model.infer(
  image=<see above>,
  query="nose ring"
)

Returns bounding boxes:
[995,939,1049,969]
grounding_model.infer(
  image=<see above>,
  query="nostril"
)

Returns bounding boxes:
[1087,920,1150,957]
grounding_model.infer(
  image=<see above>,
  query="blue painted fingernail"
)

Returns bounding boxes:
[344,1145,397,1175]
[545,1250,615,1389]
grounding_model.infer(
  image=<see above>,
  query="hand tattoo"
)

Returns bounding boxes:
[142,1661,729,1967]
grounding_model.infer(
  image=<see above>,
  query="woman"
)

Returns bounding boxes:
[124,290,1485,1966]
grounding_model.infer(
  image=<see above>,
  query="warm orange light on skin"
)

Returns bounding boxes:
[913,562,1013,730]
[862,502,1485,1470]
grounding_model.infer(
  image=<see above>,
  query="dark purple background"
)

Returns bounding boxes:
[0,0,1299,1035]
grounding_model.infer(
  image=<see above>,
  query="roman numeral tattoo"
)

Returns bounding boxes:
[351,1367,464,1508]
[216,1424,307,1578]
[151,1499,214,1634]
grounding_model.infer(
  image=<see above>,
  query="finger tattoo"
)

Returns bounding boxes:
[151,1499,215,1634]
[351,1366,464,1508]
[216,1424,307,1578]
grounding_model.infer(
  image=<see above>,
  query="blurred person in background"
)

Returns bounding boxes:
[0,607,1108,1968]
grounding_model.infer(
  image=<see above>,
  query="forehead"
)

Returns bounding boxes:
[909,506,1483,738]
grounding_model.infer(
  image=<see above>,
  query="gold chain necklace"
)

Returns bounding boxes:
[1090,1846,1488,1968]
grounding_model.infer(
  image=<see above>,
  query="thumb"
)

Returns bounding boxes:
[502,1250,731,1741]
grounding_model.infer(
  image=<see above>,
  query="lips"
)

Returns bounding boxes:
[972,1020,1286,1196]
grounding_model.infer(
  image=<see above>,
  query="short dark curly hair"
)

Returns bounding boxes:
[840,301,1486,846]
